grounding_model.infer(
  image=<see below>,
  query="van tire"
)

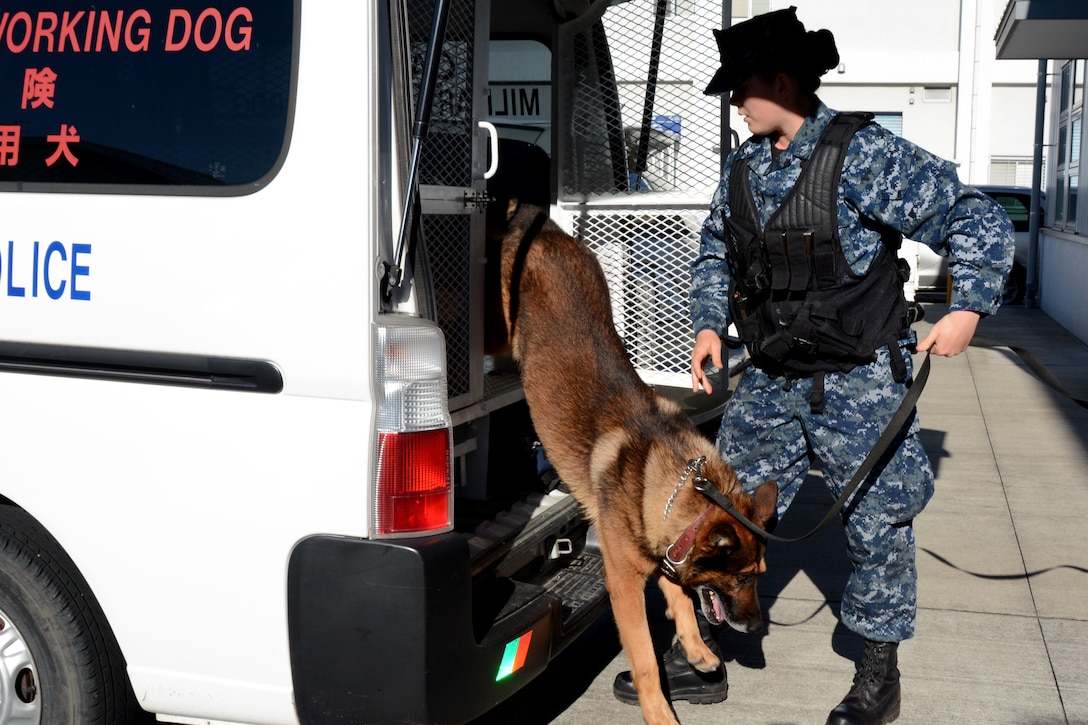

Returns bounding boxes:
[0,505,151,725]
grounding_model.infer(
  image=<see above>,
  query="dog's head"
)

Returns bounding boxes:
[666,478,778,634]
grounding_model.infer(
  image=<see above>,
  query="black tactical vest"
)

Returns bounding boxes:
[725,112,912,379]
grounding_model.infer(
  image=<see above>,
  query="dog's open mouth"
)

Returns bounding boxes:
[695,585,726,626]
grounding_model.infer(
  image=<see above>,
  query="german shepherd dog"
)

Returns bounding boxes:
[487,200,778,725]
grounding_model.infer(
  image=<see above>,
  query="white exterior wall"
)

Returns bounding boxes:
[818,84,960,162]
[1038,230,1088,345]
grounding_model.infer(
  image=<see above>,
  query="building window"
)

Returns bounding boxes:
[731,0,771,18]
[991,156,1044,187]
[874,112,904,137]
[1054,60,1084,230]
[667,0,696,16]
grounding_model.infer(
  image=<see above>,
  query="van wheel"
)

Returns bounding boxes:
[0,506,151,725]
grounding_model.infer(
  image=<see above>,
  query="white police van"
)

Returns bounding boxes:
[0,1,730,722]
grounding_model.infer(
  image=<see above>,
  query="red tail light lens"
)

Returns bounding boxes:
[374,428,452,535]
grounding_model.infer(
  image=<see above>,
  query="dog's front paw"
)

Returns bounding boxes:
[683,641,721,673]
[690,653,721,673]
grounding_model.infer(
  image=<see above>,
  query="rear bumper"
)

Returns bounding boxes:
[287,532,594,724]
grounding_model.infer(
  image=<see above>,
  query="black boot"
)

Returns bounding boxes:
[612,615,727,705]
[826,640,901,725]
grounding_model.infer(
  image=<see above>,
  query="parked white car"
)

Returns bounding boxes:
[902,185,1041,304]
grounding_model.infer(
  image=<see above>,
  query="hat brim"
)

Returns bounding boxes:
[705,63,757,95]
[704,65,747,96]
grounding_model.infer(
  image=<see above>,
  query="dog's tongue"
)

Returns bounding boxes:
[696,586,726,625]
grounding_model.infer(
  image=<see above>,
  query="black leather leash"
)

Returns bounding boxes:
[970,334,1088,410]
[694,352,931,543]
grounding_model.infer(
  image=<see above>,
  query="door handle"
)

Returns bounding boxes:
[478,120,499,179]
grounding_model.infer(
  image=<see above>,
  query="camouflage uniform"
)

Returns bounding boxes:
[690,100,1014,642]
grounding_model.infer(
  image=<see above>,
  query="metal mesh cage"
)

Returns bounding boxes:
[559,1,729,388]
[424,213,474,399]
[576,208,707,388]
[407,0,732,400]
[560,0,728,198]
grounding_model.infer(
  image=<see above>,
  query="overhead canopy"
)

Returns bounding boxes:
[996,0,1088,59]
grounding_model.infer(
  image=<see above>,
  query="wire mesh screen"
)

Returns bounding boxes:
[559,1,728,388]
[575,208,706,387]
[409,0,476,188]
[408,0,479,402]
[424,213,474,400]
[560,0,727,198]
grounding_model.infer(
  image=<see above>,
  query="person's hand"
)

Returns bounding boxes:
[916,309,982,357]
[691,329,724,394]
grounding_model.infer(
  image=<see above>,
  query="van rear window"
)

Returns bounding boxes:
[0,3,295,193]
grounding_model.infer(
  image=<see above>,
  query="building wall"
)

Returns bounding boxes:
[1039,230,1088,343]
[1039,58,1088,343]
[818,84,960,161]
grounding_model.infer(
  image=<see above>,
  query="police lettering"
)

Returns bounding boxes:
[0,8,253,54]
[0,240,91,301]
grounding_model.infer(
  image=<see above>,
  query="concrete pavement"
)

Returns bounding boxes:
[473,303,1088,725]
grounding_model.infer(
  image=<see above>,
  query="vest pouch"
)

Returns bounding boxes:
[785,230,813,292]
[769,232,791,291]
[730,287,767,347]
[813,248,840,289]
[726,219,770,294]
[746,256,771,295]
[735,310,764,341]
[757,331,793,362]
[761,300,814,361]
[766,230,815,292]
[778,305,820,356]
[895,255,913,283]
[784,302,867,360]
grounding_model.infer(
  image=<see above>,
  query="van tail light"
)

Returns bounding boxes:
[372,321,453,537]
[375,429,451,534]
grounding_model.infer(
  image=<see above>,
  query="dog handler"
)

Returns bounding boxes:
[677,7,1012,725]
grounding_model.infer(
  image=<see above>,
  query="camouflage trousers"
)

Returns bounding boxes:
[715,342,934,642]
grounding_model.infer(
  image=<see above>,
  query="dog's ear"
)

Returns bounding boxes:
[700,529,736,556]
[752,480,778,525]
[506,198,519,222]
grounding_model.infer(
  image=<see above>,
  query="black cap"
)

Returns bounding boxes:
[704,7,838,96]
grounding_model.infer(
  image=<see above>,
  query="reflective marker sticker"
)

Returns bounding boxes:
[495,631,533,681]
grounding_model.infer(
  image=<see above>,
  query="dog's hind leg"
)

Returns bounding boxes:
[659,575,721,673]
[599,535,679,725]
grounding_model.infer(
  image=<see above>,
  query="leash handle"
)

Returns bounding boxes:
[697,352,931,544]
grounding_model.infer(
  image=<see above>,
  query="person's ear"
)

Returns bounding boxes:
[773,71,795,99]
